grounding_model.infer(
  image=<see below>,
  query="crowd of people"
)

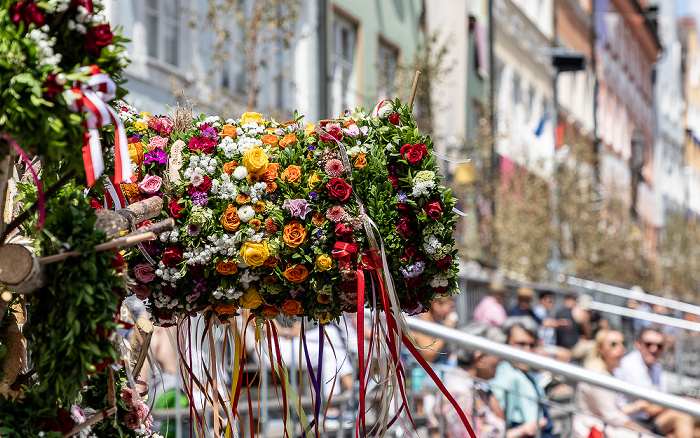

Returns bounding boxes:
[414,283,698,438]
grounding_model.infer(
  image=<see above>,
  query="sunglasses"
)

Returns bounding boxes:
[642,341,664,351]
[513,341,536,349]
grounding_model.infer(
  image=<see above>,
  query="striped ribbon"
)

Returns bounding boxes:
[65,65,133,186]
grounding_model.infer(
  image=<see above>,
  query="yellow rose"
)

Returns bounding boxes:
[315,254,333,271]
[242,146,269,176]
[308,172,321,190]
[305,123,316,136]
[239,288,262,309]
[239,241,270,268]
[241,112,263,125]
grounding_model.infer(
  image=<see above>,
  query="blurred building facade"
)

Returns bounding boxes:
[680,17,700,217]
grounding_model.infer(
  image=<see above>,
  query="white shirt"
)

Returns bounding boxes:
[614,349,666,419]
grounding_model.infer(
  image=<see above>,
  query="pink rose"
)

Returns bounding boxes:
[138,174,162,194]
[132,284,151,300]
[148,136,169,151]
[282,198,311,220]
[133,263,156,283]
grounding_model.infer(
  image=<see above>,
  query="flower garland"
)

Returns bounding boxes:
[118,100,458,325]
[0,0,129,177]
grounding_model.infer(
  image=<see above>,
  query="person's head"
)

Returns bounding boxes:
[430,296,454,321]
[563,293,577,308]
[516,287,534,310]
[488,281,508,304]
[538,290,555,311]
[589,329,626,372]
[635,327,665,367]
[502,316,539,371]
[454,323,506,380]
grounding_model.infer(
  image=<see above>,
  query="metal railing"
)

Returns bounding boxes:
[404,316,700,418]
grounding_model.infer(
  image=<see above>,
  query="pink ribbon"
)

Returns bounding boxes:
[1,133,45,230]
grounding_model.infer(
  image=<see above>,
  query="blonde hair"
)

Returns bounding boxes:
[583,329,622,371]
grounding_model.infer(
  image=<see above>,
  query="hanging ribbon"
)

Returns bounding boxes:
[1,133,45,230]
[431,151,472,163]
[65,65,134,186]
[103,176,125,211]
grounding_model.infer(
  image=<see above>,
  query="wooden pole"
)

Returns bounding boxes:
[408,70,421,107]
[38,231,156,265]
[62,407,118,437]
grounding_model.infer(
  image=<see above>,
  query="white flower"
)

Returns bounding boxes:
[238,205,255,222]
[233,166,248,180]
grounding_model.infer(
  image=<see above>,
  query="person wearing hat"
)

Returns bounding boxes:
[507,287,542,324]
[473,281,509,327]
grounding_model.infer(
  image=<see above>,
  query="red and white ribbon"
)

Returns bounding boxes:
[65,65,133,186]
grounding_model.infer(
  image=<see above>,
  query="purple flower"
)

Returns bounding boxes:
[398,190,408,204]
[275,128,285,136]
[290,123,301,131]
[191,192,209,206]
[199,124,219,141]
[289,286,305,298]
[193,277,207,294]
[308,145,316,151]
[316,228,323,238]
[144,147,168,164]
[399,261,426,279]
[309,191,318,201]
[282,198,312,219]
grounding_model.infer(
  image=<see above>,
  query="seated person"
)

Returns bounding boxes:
[473,282,508,328]
[490,317,557,438]
[573,329,654,438]
[614,328,694,438]
[440,323,545,438]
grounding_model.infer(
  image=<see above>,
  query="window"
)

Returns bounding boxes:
[377,39,399,101]
[144,0,180,67]
[331,13,357,117]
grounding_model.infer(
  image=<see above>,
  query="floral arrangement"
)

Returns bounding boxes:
[0,0,129,175]
[118,100,459,325]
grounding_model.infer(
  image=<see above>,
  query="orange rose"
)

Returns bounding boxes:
[216,260,239,275]
[223,161,238,175]
[266,181,277,192]
[283,221,307,247]
[311,212,326,227]
[262,163,279,182]
[221,204,241,232]
[279,133,297,148]
[281,165,302,183]
[261,134,279,147]
[354,153,367,168]
[284,264,309,284]
[220,124,237,138]
[281,299,304,315]
[263,256,279,268]
[343,119,355,128]
[214,303,238,315]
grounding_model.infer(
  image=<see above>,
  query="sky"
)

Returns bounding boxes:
[677,0,700,20]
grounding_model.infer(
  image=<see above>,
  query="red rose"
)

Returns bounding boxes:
[402,301,428,316]
[132,284,152,300]
[57,408,76,434]
[161,284,176,296]
[320,121,343,142]
[188,176,211,194]
[423,200,442,219]
[388,165,400,178]
[169,199,184,218]
[70,0,94,13]
[10,1,46,27]
[189,264,204,278]
[339,281,358,293]
[405,275,425,289]
[110,252,125,271]
[432,286,448,294]
[155,309,174,321]
[327,178,352,201]
[162,247,183,267]
[435,255,452,271]
[396,218,414,238]
[93,356,113,372]
[188,136,216,154]
[43,73,65,101]
[400,143,428,164]
[398,203,411,218]
[334,222,353,238]
[388,176,399,190]
[401,245,424,262]
[85,24,114,55]
[389,114,401,125]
